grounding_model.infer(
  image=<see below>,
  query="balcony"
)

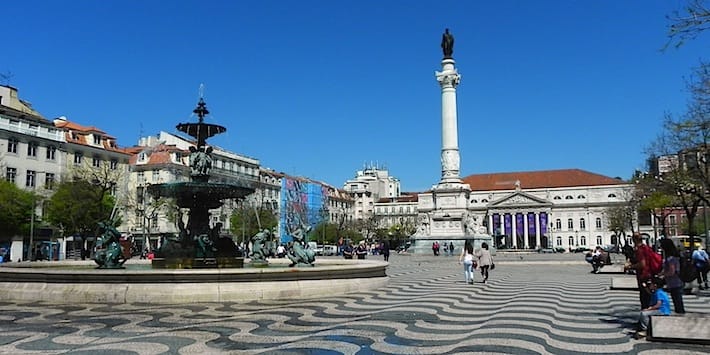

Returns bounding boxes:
[0,119,65,142]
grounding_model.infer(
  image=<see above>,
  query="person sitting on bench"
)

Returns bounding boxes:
[636,277,671,339]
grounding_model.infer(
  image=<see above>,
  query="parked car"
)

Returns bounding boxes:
[314,244,324,256]
[602,244,620,254]
[536,248,556,253]
[322,245,338,256]
[572,247,591,253]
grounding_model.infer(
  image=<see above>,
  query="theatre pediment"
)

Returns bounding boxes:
[490,192,550,207]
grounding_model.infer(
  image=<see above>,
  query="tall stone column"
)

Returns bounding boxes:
[435,58,462,185]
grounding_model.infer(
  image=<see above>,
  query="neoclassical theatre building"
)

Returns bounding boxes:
[463,169,633,249]
[464,169,632,250]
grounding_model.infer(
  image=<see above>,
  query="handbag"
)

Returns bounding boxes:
[490,263,495,270]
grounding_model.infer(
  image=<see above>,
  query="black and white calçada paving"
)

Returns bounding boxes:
[1,253,709,355]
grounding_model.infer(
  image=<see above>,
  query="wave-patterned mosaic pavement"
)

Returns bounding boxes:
[1,254,709,354]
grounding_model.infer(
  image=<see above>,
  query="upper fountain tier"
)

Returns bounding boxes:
[176,97,226,150]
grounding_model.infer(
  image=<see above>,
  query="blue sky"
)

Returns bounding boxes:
[4,1,707,192]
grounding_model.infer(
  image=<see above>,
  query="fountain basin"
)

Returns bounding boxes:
[0,258,388,304]
[147,182,254,209]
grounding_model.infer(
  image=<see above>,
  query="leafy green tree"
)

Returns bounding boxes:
[44,180,115,238]
[229,203,278,244]
[0,180,34,238]
[635,173,677,237]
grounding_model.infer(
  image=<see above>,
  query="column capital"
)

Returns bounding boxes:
[436,70,460,89]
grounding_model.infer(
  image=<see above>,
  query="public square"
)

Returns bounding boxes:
[1,252,709,354]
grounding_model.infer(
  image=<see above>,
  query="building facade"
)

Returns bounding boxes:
[342,164,400,222]
[463,169,633,250]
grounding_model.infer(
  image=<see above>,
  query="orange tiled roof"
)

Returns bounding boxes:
[376,193,419,203]
[54,118,130,154]
[128,144,187,165]
[462,169,626,191]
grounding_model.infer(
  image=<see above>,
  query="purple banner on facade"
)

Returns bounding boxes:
[504,214,512,236]
[516,213,524,236]
[528,213,536,236]
[493,214,501,235]
[540,213,548,235]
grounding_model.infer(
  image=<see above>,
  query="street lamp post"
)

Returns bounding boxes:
[27,196,35,262]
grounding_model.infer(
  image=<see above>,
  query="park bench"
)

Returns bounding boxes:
[648,314,710,344]
[610,277,638,290]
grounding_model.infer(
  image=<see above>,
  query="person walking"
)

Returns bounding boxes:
[458,242,475,284]
[692,245,709,290]
[659,239,685,314]
[381,240,390,262]
[448,242,455,256]
[476,242,493,284]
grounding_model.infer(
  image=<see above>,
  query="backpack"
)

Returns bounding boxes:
[680,255,698,283]
[646,247,663,276]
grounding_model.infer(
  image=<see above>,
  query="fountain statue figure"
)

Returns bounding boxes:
[94,221,127,269]
[287,224,316,267]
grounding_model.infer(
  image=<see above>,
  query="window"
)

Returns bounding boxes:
[556,236,562,246]
[555,219,562,229]
[139,152,146,161]
[152,170,160,182]
[577,195,585,199]
[93,135,102,145]
[565,195,573,200]
[596,236,603,245]
[580,218,586,230]
[45,173,55,190]
[608,193,617,198]
[471,199,478,203]
[6,167,16,183]
[553,196,561,200]
[92,156,101,168]
[110,159,118,170]
[27,142,38,157]
[7,138,18,153]
[669,215,677,225]
[26,170,36,188]
[580,236,586,246]
[481,199,488,203]
[137,171,145,184]
[568,236,574,246]
[567,218,574,230]
[596,217,602,229]
[46,146,56,160]
[74,152,83,165]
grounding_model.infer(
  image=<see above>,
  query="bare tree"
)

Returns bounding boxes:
[666,0,710,49]
[0,71,13,86]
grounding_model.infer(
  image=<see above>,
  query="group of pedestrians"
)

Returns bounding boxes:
[458,242,494,284]
[621,232,710,339]
[432,241,455,256]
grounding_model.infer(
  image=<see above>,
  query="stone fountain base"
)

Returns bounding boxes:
[0,258,388,304]
[151,257,245,269]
